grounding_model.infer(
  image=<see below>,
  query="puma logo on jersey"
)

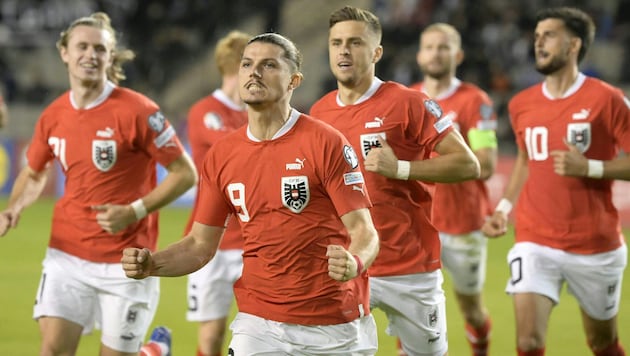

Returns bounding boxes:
[352,185,365,196]
[572,108,590,120]
[96,127,114,138]
[286,158,306,170]
[365,117,385,128]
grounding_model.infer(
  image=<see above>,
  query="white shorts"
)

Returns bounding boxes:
[505,242,627,320]
[439,230,487,294]
[34,248,160,353]
[227,312,377,355]
[186,249,243,321]
[370,271,448,356]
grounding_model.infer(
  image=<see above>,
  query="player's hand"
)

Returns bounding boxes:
[481,211,508,238]
[0,209,20,237]
[364,135,399,179]
[93,204,136,234]
[121,247,154,279]
[327,245,359,282]
[549,139,588,177]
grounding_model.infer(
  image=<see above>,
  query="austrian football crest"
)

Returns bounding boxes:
[92,140,117,172]
[281,176,310,213]
[567,123,591,153]
[359,133,384,159]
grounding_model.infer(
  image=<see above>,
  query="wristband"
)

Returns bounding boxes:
[495,198,513,215]
[587,159,604,178]
[353,255,364,275]
[396,160,411,180]
[130,198,147,220]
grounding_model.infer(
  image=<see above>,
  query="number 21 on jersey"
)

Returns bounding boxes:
[48,137,68,170]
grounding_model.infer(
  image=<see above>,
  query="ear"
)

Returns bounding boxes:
[288,72,303,90]
[455,49,465,66]
[59,46,69,64]
[373,45,383,64]
[571,37,582,57]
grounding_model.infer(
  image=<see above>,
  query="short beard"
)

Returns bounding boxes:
[420,65,449,80]
[535,56,566,75]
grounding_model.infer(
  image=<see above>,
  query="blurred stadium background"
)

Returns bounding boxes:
[0,0,628,354]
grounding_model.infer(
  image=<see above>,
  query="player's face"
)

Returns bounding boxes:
[534,18,575,75]
[328,20,382,89]
[239,41,293,107]
[60,25,113,86]
[417,30,458,80]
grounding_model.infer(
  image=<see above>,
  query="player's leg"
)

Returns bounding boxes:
[505,242,564,355]
[564,244,626,355]
[441,231,491,355]
[512,292,554,355]
[34,248,98,355]
[98,275,160,356]
[38,317,83,356]
[187,249,243,356]
[580,314,625,356]
[198,318,228,356]
[371,272,448,356]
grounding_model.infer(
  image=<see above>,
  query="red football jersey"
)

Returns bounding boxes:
[509,74,630,253]
[311,79,452,276]
[410,80,496,234]
[27,82,185,263]
[194,110,372,325]
[185,89,247,249]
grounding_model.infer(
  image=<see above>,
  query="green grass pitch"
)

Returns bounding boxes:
[0,198,628,355]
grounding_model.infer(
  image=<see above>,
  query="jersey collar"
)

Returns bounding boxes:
[69,80,116,110]
[336,77,383,106]
[542,72,586,100]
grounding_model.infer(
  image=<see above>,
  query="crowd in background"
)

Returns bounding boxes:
[0,0,628,148]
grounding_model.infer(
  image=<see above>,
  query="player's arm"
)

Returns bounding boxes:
[327,208,379,281]
[136,153,198,214]
[95,153,197,233]
[364,131,480,183]
[0,166,49,236]
[122,221,224,279]
[550,140,630,181]
[482,147,528,237]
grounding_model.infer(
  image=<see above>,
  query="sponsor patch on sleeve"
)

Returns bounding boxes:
[154,126,176,148]
[433,116,453,133]
[343,172,364,185]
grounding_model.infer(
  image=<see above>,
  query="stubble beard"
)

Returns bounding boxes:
[535,55,567,75]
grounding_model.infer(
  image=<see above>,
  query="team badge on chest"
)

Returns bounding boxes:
[281,176,310,213]
[92,140,117,172]
[566,123,591,153]
[359,133,384,159]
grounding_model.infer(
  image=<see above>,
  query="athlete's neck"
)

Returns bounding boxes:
[247,103,292,140]
[421,75,454,98]
[337,75,374,105]
[543,65,579,99]
[70,79,106,109]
